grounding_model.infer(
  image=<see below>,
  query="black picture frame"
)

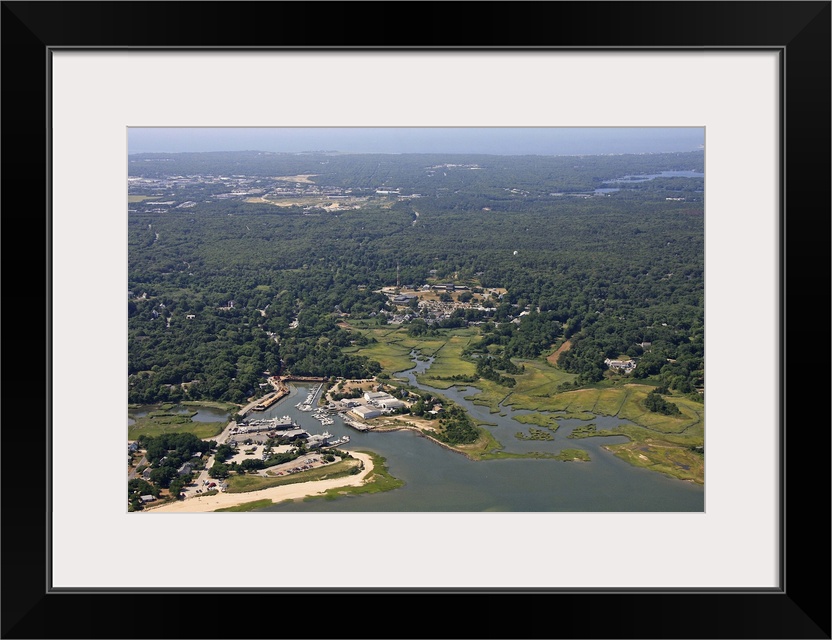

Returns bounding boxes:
[3,2,829,638]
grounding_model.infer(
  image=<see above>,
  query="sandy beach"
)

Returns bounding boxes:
[145,451,373,513]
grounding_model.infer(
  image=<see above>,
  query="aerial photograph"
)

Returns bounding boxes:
[127,127,705,513]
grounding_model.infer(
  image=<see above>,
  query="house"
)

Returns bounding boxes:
[177,462,193,476]
[139,495,156,503]
[604,358,637,372]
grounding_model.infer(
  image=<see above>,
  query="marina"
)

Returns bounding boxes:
[220,376,703,513]
[311,408,335,426]
[234,415,298,433]
[295,383,323,412]
[252,392,282,411]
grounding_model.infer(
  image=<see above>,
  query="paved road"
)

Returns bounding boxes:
[127,454,148,481]
[160,389,301,499]
[181,418,240,498]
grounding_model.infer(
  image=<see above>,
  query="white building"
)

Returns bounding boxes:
[306,434,330,449]
[604,358,637,372]
[351,406,382,420]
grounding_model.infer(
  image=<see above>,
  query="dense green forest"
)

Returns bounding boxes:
[128,150,704,405]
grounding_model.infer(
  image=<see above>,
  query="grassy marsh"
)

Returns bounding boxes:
[339,322,703,483]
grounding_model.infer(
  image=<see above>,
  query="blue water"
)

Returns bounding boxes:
[260,354,704,512]
[602,170,704,184]
[128,405,230,426]
[593,170,704,194]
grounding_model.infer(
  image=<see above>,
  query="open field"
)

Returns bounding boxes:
[245,193,368,210]
[340,323,452,373]
[546,338,572,365]
[604,440,704,484]
[245,196,322,207]
[127,413,226,440]
[364,414,439,432]
[616,386,703,434]
[272,174,318,183]
[181,400,238,412]
[128,195,160,203]
[415,329,478,384]
[555,448,591,462]
[594,387,630,415]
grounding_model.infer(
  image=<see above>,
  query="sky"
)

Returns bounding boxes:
[128,127,704,156]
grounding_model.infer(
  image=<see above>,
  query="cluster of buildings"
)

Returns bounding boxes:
[342,390,409,421]
[376,284,505,326]
[128,172,426,215]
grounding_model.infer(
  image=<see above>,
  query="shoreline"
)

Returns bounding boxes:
[144,451,374,513]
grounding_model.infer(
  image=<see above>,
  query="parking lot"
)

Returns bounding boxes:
[264,455,326,477]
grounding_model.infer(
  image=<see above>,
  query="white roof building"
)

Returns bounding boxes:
[364,391,391,402]
[351,406,382,420]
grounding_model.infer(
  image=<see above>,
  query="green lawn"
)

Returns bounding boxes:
[127,415,226,440]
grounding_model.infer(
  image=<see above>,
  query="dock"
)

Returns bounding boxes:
[295,383,324,412]
[252,378,290,411]
[340,415,371,431]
